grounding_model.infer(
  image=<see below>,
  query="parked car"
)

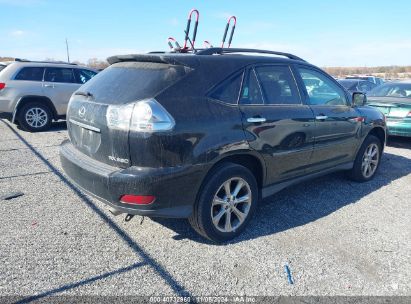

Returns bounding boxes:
[60,48,386,242]
[338,79,377,94]
[367,81,411,137]
[0,60,97,131]
[346,75,384,86]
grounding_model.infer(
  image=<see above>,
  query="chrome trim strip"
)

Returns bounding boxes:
[69,119,101,133]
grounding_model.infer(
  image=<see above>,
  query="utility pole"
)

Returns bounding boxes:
[65,38,70,63]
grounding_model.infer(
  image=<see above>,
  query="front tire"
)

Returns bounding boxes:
[17,102,52,132]
[348,135,382,182]
[189,162,258,242]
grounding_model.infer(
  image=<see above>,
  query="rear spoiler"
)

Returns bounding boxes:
[107,54,197,67]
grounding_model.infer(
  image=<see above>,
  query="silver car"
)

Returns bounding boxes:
[0,60,97,132]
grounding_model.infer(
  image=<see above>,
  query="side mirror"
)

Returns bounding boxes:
[352,92,367,107]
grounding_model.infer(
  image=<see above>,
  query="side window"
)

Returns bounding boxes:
[74,69,97,84]
[209,72,243,104]
[298,68,348,106]
[240,69,264,105]
[358,82,370,92]
[14,67,44,81]
[44,68,75,83]
[255,65,300,105]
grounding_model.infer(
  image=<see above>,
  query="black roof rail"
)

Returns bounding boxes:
[196,48,306,61]
[14,58,77,65]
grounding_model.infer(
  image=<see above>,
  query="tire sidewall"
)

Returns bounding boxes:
[18,102,52,132]
[353,135,382,182]
[196,164,258,242]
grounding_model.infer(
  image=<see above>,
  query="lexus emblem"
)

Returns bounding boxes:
[78,106,86,118]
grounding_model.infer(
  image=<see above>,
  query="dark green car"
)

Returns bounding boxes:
[367,81,411,137]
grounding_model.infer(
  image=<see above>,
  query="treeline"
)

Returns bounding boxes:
[2,56,411,77]
[323,66,411,78]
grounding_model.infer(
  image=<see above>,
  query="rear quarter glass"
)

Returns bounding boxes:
[78,62,192,105]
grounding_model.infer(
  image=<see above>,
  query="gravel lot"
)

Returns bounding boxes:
[0,118,410,300]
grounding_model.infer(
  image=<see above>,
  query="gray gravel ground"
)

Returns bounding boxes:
[0,119,410,300]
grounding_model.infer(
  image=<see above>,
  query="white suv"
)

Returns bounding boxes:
[0,60,97,132]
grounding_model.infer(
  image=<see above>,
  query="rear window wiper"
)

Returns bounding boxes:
[75,91,94,98]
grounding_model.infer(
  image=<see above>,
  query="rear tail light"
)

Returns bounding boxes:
[407,111,411,118]
[0,83,5,90]
[106,98,175,132]
[120,195,156,205]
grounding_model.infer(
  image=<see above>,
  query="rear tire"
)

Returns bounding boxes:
[348,135,382,182]
[189,162,258,242]
[17,102,52,132]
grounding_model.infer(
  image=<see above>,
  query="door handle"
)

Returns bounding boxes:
[315,115,328,120]
[247,117,266,123]
[44,84,54,88]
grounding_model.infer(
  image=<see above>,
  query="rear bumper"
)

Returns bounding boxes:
[59,140,207,218]
[387,120,411,137]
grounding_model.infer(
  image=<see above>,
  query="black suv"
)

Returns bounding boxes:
[60,48,386,242]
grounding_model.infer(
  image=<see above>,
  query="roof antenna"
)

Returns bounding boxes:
[221,16,237,48]
[183,9,200,51]
[65,38,70,63]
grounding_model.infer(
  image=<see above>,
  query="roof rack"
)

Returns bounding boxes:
[14,58,77,65]
[195,48,306,61]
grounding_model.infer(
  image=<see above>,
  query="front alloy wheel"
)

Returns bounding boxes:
[348,134,382,182]
[361,143,380,178]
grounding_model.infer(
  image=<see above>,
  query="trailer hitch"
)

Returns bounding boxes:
[125,214,135,222]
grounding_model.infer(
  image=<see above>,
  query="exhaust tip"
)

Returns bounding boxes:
[109,207,123,216]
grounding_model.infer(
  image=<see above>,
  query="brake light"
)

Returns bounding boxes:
[120,195,156,205]
[0,83,5,90]
[407,111,411,117]
[106,98,175,132]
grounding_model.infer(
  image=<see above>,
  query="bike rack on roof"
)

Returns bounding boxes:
[221,16,237,48]
[196,48,306,61]
[182,9,200,51]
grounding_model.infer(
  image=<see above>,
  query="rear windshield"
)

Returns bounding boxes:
[338,80,357,90]
[0,65,7,73]
[78,62,191,105]
[368,83,411,98]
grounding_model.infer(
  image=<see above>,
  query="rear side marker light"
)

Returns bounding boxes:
[120,195,156,205]
[0,83,5,90]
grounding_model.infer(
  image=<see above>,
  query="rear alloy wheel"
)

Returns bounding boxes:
[18,103,52,132]
[189,163,258,242]
[211,177,252,233]
[348,135,382,182]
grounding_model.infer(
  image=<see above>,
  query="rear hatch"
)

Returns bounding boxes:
[67,60,191,168]
[367,97,411,119]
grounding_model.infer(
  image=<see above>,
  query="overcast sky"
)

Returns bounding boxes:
[1,0,411,67]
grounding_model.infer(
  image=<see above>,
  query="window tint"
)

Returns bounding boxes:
[44,68,75,83]
[240,69,264,105]
[209,72,243,104]
[15,67,44,81]
[368,83,411,98]
[299,68,348,106]
[79,62,190,105]
[75,69,97,84]
[255,65,300,105]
